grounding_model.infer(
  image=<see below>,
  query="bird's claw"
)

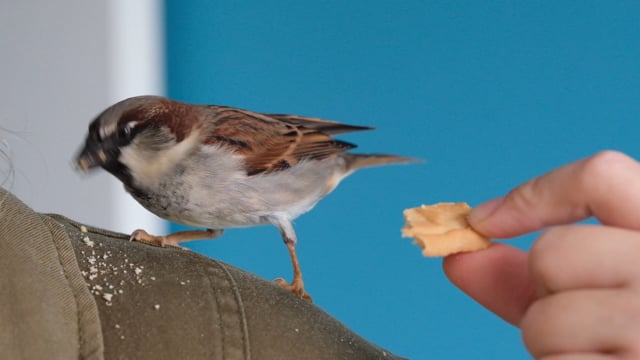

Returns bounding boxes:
[129,229,188,250]
[274,277,313,302]
[130,229,162,244]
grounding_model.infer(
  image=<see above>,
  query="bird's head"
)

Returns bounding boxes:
[75,95,202,187]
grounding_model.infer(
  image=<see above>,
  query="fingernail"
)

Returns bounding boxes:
[468,197,504,225]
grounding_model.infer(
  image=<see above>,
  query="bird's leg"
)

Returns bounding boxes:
[272,219,312,301]
[274,241,311,301]
[129,228,223,249]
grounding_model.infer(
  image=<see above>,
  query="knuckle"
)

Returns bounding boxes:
[579,150,635,191]
[505,177,542,214]
[588,150,632,167]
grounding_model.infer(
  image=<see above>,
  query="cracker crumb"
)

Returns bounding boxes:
[82,236,94,247]
[80,225,88,233]
[154,304,160,310]
[102,293,113,302]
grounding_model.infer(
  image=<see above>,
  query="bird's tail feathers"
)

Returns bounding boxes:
[344,153,420,171]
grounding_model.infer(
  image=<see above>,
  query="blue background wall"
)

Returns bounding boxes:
[166,2,640,358]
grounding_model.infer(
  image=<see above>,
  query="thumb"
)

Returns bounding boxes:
[468,151,640,239]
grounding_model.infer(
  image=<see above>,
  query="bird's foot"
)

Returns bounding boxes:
[274,276,313,302]
[129,229,189,249]
[129,228,222,249]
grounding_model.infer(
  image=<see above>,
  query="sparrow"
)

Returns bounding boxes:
[75,95,413,300]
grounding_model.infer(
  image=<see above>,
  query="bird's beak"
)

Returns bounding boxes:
[75,143,111,172]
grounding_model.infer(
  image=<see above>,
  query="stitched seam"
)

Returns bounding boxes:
[216,261,251,360]
[201,258,227,358]
[40,215,84,357]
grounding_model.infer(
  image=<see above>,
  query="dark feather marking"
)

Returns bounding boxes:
[207,135,251,150]
[247,159,290,176]
[247,168,265,176]
[266,114,374,135]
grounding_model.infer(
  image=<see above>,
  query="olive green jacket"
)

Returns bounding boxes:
[0,188,405,360]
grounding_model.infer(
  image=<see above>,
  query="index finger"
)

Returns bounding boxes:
[468,151,640,238]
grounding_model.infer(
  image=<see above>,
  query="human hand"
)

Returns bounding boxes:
[443,151,640,359]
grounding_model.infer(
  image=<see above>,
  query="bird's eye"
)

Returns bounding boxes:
[118,122,136,140]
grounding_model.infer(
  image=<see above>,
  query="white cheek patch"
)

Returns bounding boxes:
[101,120,138,140]
[99,108,123,140]
[100,124,115,140]
[120,132,200,187]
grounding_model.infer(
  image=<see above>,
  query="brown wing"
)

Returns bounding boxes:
[265,113,373,134]
[204,106,370,176]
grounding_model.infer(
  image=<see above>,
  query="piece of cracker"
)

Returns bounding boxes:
[402,202,491,257]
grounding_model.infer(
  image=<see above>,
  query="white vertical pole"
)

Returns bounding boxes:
[106,0,166,235]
